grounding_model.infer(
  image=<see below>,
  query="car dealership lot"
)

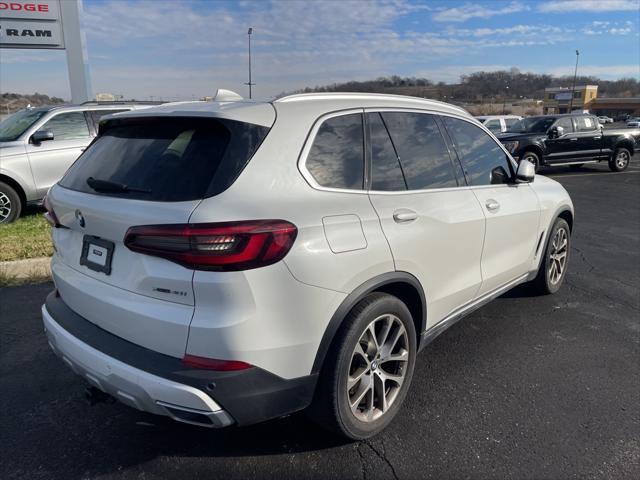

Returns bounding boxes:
[1,163,639,480]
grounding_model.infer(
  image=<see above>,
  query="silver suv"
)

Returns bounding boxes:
[0,103,153,223]
[43,93,573,439]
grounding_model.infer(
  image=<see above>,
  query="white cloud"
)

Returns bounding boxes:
[582,20,636,35]
[2,0,638,99]
[0,49,65,64]
[544,64,640,78]
[452,24,568,37]
[432,1,528,22]
[538,0,640,12]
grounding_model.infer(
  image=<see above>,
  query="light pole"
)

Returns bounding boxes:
[502,85,509,114]
[245,27,256,99]
[569,49,579,112]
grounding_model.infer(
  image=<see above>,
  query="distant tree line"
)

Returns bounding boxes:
[1,92,65,115]
[290,68,639,102]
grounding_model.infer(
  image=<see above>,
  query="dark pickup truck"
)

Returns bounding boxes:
[496,114,640,172]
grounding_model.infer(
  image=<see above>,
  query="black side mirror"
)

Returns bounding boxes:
[31,130,54,144]
[548,125,564,139]
[490,166,509,185]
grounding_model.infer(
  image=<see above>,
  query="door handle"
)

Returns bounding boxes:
[593,136,601,140]
[485,199,500,212]
[393,210,418,223]
[569,137,578,141]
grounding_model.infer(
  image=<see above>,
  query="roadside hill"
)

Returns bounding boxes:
[1,92,66,115]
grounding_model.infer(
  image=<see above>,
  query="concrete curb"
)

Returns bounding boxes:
[0,257,51,279]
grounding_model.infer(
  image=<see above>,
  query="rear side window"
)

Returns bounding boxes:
[575,116,597,132]
[484,119,502,133]
[443,116,512,186]
[367,113,406,191]
[382,112,458,190]
[305,113,364,190]
[40,112,90,140]
[555,116,574,133]
[59,117,269,202]
[504,118,519,129]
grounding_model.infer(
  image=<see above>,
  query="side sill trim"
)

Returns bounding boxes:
[419,273,528,349]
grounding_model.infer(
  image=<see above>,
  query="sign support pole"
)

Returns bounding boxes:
[60,0,92,103]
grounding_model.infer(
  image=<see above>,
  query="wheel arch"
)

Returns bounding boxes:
[533,206,574,274]
[557,209,573,232]
[613,138,635,156]
[311,271,426,375]
[520,145,544,164]
[0,173,27,209]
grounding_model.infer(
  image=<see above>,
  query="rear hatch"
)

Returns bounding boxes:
[47,109,273,357]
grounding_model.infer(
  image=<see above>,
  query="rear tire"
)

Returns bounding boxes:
[308,292,417,440]
[0,181,22,224]
[609,147,630,172]
[521,151,540,173]
[531,218,571,295]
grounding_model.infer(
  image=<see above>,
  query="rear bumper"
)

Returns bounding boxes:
[42,292,317,427]
[43,302,234,428]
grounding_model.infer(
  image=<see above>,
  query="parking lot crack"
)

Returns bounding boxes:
[356,442,367,480]
[571,246,636,290]
[565,279,640,313]
[571,246,595,273]
[364,439,400,480]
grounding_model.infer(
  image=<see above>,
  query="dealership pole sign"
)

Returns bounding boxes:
[0,1,64,48]
[0,0,93,103]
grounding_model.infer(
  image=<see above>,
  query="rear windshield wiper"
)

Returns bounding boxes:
[86,177,151,194]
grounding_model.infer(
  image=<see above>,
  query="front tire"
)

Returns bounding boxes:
[521,151,540,173]
[609,147,631,172]
[531,218,571,295]
[0,181,22,224]
[309,293,417,440]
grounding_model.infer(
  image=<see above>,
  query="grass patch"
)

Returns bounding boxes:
[0,211,53,262]
[0,268,51,287]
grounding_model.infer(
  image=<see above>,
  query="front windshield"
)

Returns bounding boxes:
[0,108,50,142]
[507,117,556,134]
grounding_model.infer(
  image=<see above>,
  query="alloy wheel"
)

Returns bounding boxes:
[548,227,568,285]
[347,314,409,423]
[615,150,630,169]
[0,191,12,223]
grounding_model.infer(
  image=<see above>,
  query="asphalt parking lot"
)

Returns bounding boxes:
[1,162,639,480]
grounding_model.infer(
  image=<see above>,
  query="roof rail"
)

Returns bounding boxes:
[80,100,165,105]
[275,92,469,116]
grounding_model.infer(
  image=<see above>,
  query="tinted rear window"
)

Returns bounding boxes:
[305,113,364,190]
[59,117,269,201]
[368,112,406,191]
[382,112,458,190]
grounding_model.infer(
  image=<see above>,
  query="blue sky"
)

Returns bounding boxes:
[1,0,639,100]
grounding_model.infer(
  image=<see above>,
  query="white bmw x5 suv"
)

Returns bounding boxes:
[42,92,573,439]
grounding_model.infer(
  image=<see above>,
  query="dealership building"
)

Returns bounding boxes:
[542,85,598,114]
[543,85,640,118]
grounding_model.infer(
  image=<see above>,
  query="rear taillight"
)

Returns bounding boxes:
[43,195,61,228]
[124,220,297,271]
[182,354,252,371]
